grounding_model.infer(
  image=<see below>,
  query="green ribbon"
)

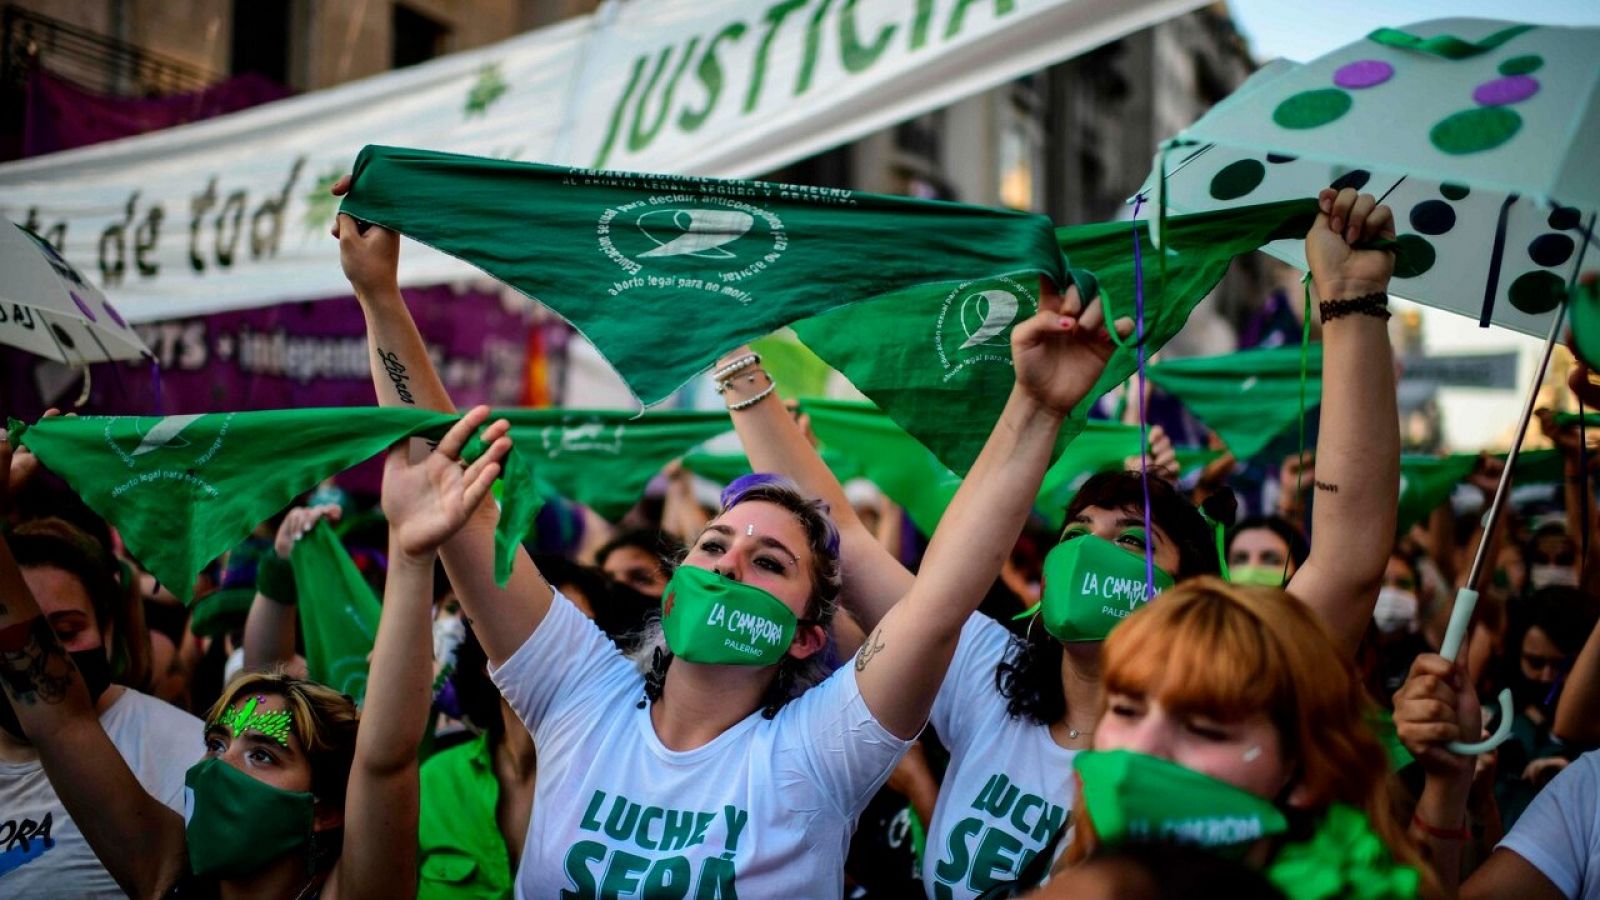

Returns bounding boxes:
[1366,24,1535,60]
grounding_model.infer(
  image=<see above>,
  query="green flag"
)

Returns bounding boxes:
[1397,454,1479,536]
[1146,343,1324,462]
[798,399,963,536]
[790,199,1318,475]
[8,409,541,602]
[498,409,729,521]
[293,521,382,704]
[339,145,1064,406]
[680,444,862,488]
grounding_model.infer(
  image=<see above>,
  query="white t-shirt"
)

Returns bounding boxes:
[1499,750,1600,900]
[923,615,1076,900]
[490,592,912,898]
[0,688,203,895]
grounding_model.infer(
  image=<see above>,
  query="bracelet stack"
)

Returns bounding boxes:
[713,352,777,410]
[1319,291,1391,323]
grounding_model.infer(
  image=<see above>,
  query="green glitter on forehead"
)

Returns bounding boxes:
[213,695,294,747]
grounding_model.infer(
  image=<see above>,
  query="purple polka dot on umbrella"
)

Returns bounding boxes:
[102,301,126,328]
[1474,75,1539,106]
[1333,60,1393,89]
[70,290,96,321]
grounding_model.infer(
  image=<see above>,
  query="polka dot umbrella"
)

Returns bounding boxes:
[1,217,150,365]
[1141,20,1597,337]
[1135,18,1600,757]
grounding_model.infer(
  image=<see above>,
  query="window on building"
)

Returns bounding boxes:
[393,4,449,69]
[231,0,291,84]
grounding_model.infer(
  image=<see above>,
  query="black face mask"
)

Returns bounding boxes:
[0,647,114,742]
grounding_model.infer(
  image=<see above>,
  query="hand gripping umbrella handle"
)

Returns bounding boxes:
[1438,587,1514,755]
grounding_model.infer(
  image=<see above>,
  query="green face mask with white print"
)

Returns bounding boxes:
[661,565,799,666]
[1017,527,1174,643]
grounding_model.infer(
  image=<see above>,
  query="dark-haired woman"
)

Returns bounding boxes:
[723,188,1402,896]
[334,184,1127,894]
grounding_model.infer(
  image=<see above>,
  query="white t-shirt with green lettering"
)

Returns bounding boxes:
[491,592,912,898]
[923,614,1077,899]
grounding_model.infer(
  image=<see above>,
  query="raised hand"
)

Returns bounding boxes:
[329,174,401,298]
[274,503,344,559]
[381,406,512,560]
[1011,278,1133,418]
[1394,653,1481,780]
[1307,187,1395,301]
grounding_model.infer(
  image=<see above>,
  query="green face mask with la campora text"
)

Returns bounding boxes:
[661,565,799,666]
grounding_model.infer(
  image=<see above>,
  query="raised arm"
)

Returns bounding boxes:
[335,413,508,900]
[853,285,1127,738]
[1287,188,1401,656]
[717,350,915,632]
[331,179,549,665]
[243,505,341,671]
[0,434,186,898]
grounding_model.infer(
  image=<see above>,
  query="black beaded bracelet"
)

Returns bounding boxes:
[1319,292,1391,322]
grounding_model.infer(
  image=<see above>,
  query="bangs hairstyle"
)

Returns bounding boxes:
[631,474,842,718]
[207,670,361,810]
[1071,578,1427,884]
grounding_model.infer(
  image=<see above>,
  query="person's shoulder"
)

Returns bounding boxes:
[103,688,204,735]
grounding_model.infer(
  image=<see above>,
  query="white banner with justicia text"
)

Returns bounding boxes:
[0,0,1202,323]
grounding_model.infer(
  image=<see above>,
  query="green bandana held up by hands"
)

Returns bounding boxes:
[184,758,315,879]
[1017,534,1174,642]
[661,566,798,667]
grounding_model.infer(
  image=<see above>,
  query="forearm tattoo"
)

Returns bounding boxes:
[1314,480,1340,494]
[855,629,886,673]
[0,618,74,705]
[377,347,417,404]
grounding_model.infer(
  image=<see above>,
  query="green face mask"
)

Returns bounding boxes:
[1076,750,1289,852]
[1229,564,1288,588]
[661,565,799,667]
[1028,533,1173,642]
[184,757,315,879]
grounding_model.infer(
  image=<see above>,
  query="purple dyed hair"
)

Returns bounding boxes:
[720,473,841,561]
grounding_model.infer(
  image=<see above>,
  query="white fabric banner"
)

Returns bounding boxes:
[0,0,1201,323]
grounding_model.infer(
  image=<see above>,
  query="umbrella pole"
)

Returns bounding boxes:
[1439,301,1568,754]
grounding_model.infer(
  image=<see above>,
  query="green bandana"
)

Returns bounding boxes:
[213,695,294,746]
[7,408,541,603]
[1573,279,1600,372]
[291,522,381,704]
[499,409,730,521]
[339,144,1064,406]
[184,757,315,879]
[1264,804,1420,900]
[1145,343,1324,462]
[681,446,862,491]
[1230,564,1289,588]
[661,565,798,667]
[797,398,963,536]
[1396,454,1479,536]
[1075,750,1289,850]
[790,199,1319,476]
[1021,534,1173,642]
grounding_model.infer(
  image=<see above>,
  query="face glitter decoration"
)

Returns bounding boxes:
[213,695,294,747]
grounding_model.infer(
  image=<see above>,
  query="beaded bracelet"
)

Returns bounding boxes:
[1319,292,1391,323]
[728,382,777,411]
[711,353,760,385]
[715,370,768,395]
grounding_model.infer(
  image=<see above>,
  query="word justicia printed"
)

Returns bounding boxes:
[563,790,749,898]
[931,773,1065,899]
[707,603,785,649]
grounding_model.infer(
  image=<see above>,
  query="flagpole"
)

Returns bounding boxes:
[1438,299,1568,754]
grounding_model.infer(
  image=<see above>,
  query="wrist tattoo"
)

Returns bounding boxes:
[377,347,416,404]
[0,618,75,706]
[1314,480,1340,494]
[855,628,885,673]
